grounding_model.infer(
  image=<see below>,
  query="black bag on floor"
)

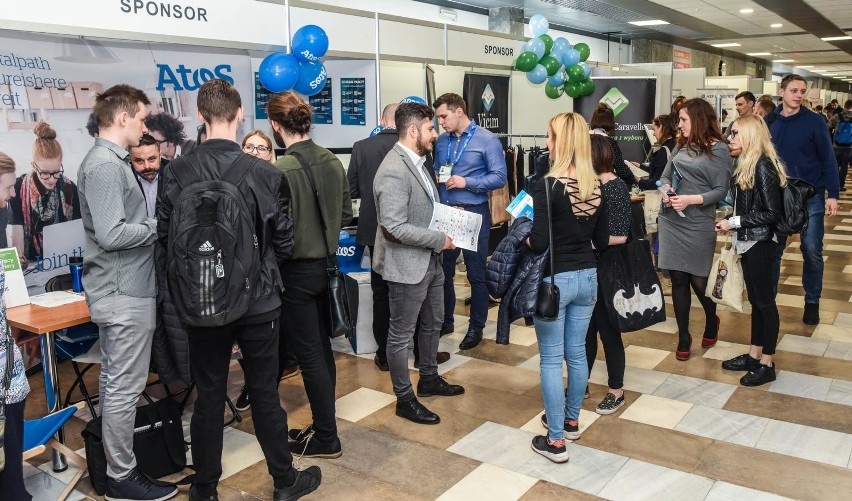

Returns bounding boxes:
[598,239,666,332]
[82,397,187,495]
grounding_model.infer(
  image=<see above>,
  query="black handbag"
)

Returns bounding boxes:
[536,179,560,319]
[288,151,355,338]
[598,237,666,333]
[82,397,189,495]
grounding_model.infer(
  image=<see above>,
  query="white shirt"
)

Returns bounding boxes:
[397,142,435,203]
[137,174,158,218]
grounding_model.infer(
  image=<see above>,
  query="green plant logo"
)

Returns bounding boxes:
[600,87,629,117]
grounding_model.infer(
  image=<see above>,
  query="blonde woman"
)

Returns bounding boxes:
[527,112,609,463]
[10,122,80,266]
[242,130,276,162]
[716,114,786,386]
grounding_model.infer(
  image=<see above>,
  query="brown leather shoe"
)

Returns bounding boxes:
[374,356,389,372]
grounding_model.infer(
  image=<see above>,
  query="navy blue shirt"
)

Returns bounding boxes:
[770,106,839,199]
[433,121,506,205]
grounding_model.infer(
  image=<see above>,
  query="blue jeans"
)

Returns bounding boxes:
[534,268,598,441]
[772,192,824,303]
[442,202,491,331]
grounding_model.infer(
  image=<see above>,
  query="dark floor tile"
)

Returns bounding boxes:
[724,387,852,434]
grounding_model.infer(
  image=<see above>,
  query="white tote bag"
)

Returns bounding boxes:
[705,235,744,312]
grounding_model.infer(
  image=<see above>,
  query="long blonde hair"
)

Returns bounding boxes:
[547,112,596,201]
[732,114,787,189]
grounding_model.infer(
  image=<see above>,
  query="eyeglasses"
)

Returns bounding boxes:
[728,129,739,138]
[243,144,271,154]
[32,162,64,180]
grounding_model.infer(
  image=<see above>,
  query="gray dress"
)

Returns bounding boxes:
[658,142,732,276]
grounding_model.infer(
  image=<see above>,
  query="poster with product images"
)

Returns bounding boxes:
[698,89,737,127]
[340,78,365,125]
[310,78,333,125]
[575,77,657,163]
[255,72,271,120]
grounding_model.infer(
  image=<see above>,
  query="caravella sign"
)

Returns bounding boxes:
[0,0,287,47]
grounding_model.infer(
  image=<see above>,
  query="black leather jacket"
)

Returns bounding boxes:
[730,155,782,242]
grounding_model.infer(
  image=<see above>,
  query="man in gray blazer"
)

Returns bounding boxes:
[374,102,465,425]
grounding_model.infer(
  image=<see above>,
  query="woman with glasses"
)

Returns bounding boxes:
[241,130,276,162]
[716,115,785,386]
[658,99,732,361]
[10,121,80,267]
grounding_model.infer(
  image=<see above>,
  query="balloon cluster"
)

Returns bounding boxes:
[259,25,329,96]
[515,15,594,100]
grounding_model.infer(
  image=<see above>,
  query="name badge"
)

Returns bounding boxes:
[438,164,453,183]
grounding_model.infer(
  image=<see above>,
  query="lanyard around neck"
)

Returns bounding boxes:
[446,123,477,166]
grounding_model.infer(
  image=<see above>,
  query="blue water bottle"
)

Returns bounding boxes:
[69,256,84,293]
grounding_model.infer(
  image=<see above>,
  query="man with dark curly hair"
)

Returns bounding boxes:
[144,112,196,160]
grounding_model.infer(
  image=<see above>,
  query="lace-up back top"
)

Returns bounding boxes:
[529,176,610,273]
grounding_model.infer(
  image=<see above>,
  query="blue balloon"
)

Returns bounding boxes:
[400,96,427,105]
[562,48,581,67]
[549,46,566,63]
[258,53,300,93]
[292,25,329,62]
[527,38,545,60]
[526,64,548,85]
[293,60,328,96]
[369,125,384,137]
[529,14,549,37]
[548,68,567,87]
[552,37,570,53]
[579,62,592,79]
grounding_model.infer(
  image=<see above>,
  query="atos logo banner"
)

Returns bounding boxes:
[156,64,234,91]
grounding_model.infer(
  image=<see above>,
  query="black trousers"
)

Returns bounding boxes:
[0,400,31,501]
[585,287,625,390]
[369,246,390,361]
[280,259,338,443]
[188,318,295,491]
[742,240,781,355]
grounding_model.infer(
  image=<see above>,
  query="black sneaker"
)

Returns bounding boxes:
[417,375,465,397]
[740,363,776,387]
[803,303,820,325]
[595,392,625,415]
[722,354,761,372]
[288,431,342,459]
[273,466,322,501]
[440,323,455,336]
[235,386,251,411]
[531,435,569,463]
[105,468,178,501]
[540,413,581,440]
[288,423,314,443]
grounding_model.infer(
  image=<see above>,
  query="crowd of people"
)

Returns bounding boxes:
[0,72,847,498]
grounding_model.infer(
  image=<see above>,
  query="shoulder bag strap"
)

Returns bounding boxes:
[287,151,334,269]
[544,178,556,285]
[1,326,15,411]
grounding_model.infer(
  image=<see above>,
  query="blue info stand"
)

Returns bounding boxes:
[335,231,377,354]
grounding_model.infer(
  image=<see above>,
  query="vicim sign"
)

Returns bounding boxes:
[463,74,509,136]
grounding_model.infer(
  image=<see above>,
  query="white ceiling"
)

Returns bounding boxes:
[440,0,852,82]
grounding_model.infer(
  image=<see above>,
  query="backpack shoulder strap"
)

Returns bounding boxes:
[221,153,258,187]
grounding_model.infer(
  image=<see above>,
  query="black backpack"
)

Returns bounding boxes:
[166,154,261,327]
[775,177,816,236]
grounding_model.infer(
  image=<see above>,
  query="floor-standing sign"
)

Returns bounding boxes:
[575,77,658,163]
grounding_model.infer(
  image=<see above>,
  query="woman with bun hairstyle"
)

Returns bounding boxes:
[589,103,637,187]
[658,98,732,361]
[10,121,81,266]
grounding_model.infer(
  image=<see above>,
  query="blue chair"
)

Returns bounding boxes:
[22,402,88,501]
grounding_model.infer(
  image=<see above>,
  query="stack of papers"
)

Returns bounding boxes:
[29,291,86,308]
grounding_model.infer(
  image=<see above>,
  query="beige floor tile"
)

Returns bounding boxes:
[335,387,396,422]
[436,464,538,501]
[624,345,670,370]
[834,312,852,327]
[518,481,604,501]
[813,323,852,342]
[508,324,538,346]
[643,316,679,334]
[703,340,751,361]
[597,458,714,501]
[618,394,693,429]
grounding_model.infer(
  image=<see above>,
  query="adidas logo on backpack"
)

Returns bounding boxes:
[198,241,215,252]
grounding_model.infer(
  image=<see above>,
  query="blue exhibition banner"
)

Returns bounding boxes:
[254,72,271,120]
[310,78,333,124]
[340,77,366,125]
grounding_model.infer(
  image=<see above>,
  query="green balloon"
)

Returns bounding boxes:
[574,42,591,62]
[545,81,564,99]
[538,34,553,57]
[564,82,582,99]
[566,64,585,84]
[515,51,539,72]
[581,78,595,96]
[540,56,561,77]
